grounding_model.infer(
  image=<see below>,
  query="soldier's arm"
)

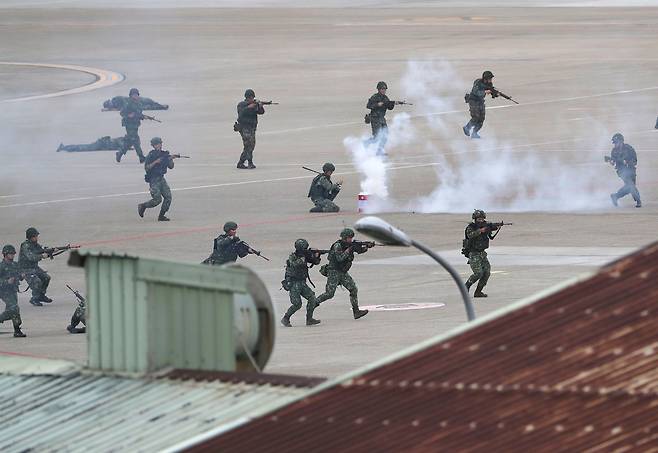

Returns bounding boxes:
[626,147,638,167]
[366,95,378,110]
[333,243,352,262]
[21,243,45,262]
[386,98,395,110]
[167,154,175,169]
[317,177,339,193]
[466,225,485,240]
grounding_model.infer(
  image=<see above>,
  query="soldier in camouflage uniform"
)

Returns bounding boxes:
[0,245,26,337]
[67,289,86,334]
[607,133,642,208]
[366,81,398,156]
[464,210,498,298]
[19,227,52,307]
[315,228,370,320]
[281,239,321,327]
[138,137,175,221]
[236,89,265,169]
[103,96,168,111]
[203,221,244,265]
[308,162,342,212]
[463,71,496,139]
[57,136,125,153]
[116,88,146,163]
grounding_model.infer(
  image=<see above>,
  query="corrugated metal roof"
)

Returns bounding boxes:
[0,365,312,453]
[186,241,658,452]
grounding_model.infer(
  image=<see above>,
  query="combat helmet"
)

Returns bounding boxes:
[2,245,16,255]
[376,81,388,90]
[150,137,163,146]
[129,88,140,97]
[612,133,624,144]
[472,209,486,220]
[26,227,39,239]
[482,71,494,80]
[322,162,335,173]
[340,228,355,239]
[244,89,255,98]
[223,221,238,233]
[295,239,309,251]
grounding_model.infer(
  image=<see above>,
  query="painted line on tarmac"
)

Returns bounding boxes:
[0,163,436,209]
[0,62,124,103]
[260,85,658,135]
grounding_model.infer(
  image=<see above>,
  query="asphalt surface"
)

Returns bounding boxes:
[0,6,656,378]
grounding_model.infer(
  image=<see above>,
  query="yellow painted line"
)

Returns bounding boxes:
[0,61,125,103]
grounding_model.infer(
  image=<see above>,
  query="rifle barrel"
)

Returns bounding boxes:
[302,166,322,175]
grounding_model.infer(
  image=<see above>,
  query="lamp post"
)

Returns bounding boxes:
[354,216,475,322]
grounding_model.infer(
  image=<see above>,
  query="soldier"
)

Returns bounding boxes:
[463,70,496,139]
[0,245,26,337]
[138,137,175,221]
[19,227,52,307]
[366,81,397,156]
[66,286,86,334]
[308,162,342,212]
[315,228,371,320]
[203,221,243,265]
[607,133,641,208]
[103,96,169,111]
[116,88,146,163]
[463,209,497,298]
[281,239,321,327]
[236,89,265,169]
[57,136,125,153]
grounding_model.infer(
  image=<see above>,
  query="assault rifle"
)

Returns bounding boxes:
[252,100,279,106]
[490,88,519,105]
[485,221,513,239]
[66,284,85,304]
[142,114,162,123]
[304,248,330,266]
[166,152,191,159]
[44,244,80,259]
[237,241,270,261]
[393,100,413,106]
[350,240,376,253]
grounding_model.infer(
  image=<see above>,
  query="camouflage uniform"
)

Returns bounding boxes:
[118,97,145,162]
[464,78,492,136]
[58,136,125,152]
[236,100,265,167]
[205,234,240,265]
[610,143,641,206]
[0,259,23,334]
[464,221,496,296]
[315,235,369,318]
[366,92,395,154]
[68,298,86,333]
[19,240,51,304]
[282,250,319,325]
[308,174,341,212]
[140,148,174,219]
[103,96,168,111]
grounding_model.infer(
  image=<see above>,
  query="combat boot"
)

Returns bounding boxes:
[471,131,481,139]
[158,215,170,221]
[138,204,146,218]
[462,125,471,137]
[309,206,323,213]
[115,151,122,163]
[14,329,26,338]
[29,298,43,307]
[610,194,618,207]
[247,161,256,169]
[39,295,53,303]
[281,316,292,327]
[237,161,248,169]
[306,317,321,326]
[474,291,488,298]
[353,309,369,320]
[636,201,642,208]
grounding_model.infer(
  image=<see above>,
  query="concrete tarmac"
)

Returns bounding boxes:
[0,6,656,378]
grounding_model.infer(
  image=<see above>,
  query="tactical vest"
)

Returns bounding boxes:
[327,240,354,273]
[308,174,329,200]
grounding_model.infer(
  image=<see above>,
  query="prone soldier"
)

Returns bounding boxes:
[116,88,147,163]
[280,239,322,327]
[607,133,642,208]
[57,136,125,153]
[138,137,179,221]
[314,228,372,320]
[308,162,342,212]
[0,245,26,337]
[235,89,266,169]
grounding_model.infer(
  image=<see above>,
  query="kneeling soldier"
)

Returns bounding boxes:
[308,162,342,213]
[0,245,26,337]
[281,239,321,327]
[19,227,52,307]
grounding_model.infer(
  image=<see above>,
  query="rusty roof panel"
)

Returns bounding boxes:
[187,241,658,452]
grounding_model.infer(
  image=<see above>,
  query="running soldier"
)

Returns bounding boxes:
[366,81,398,156]
[315,228,371,320]
[236,89,265,169]
[607,133,642,208]
[308,162,342,212]
[0,245,26,337]
[463,70,496,139]
[138,137,178,221]
[116,88,147,163]
[280,239,321,327]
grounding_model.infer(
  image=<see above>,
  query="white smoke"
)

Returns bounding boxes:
[347,59,614,214]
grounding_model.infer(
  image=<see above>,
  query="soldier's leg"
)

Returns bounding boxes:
[1,294,24,336]
[474,256,491,297]
[142,180,164,209]
[131,127,145,161]
[158,179,172,218]
[465,253,484,291]
[117,127,131,161]
[318,199,340,213]
[315,271,340,304]
[471,103,485,137]
[238,129,254,167]
[299,283,320,324]
[342,273,368,319]
[246,129,256,167]
[282,282,303,323]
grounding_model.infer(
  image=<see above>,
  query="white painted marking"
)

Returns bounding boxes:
[0,62,125,103]
[360,302,446,311]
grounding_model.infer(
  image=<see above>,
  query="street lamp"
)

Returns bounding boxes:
[354,216,475,321]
